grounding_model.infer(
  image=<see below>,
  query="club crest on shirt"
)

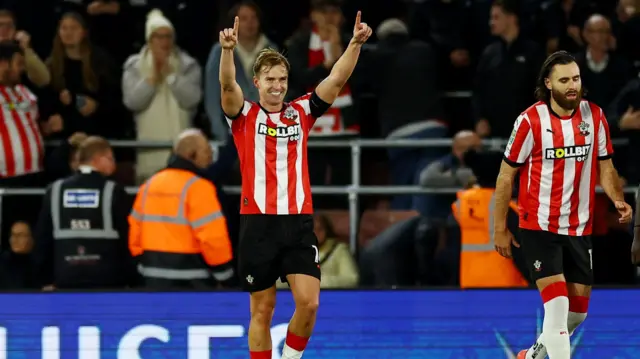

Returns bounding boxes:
[577,120,590,136]
[2,100,30,111]
[281,106,299,125]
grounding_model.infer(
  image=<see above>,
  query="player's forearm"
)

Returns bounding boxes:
[219,48,237,90]
[327,40,362,88]
[493,173,514,232]
[600,166,624,202]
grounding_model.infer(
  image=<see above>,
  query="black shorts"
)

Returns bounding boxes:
[238,214,321,292]
[519,228,593,285]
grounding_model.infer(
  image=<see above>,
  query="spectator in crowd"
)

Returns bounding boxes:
[54,0,127,63]
[34,136,135,290]
[451,149,528,288]
[45,131,87,181]
[539,0,597,55]
[0,10,50,88]
[473,0,544,139]
[407,0,471,89]
[416,130,480,220]
[130,129,235,289]
[367,18,446,210]
[45,12,120,140]
[608,76,640,184]
[0,221,37,289]
[277,213,359,289]
[0,41,47,250]
[205,1,277,141]
[419,130,479,190]
[615,0,640,73]
[122,9,202,184]
[200,138,240,256]
[575,14,632,113]
[286,0,359,209]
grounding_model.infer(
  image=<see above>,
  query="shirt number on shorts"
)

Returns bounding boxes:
[312,245,319,263]
[588,249,593,270]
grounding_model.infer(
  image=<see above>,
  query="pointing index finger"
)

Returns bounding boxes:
[355,11,361,26]
[233,16,239,35]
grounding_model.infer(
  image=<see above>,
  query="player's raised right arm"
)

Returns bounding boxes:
[219,16,244,118]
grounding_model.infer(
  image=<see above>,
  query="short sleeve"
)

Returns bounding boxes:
[292,93,312,116]
[503,114,534,167]
[597,110,614,160]
[225,100,252,127]
[291,92,330,129]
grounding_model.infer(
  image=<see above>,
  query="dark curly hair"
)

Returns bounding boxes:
[534,51,586,102]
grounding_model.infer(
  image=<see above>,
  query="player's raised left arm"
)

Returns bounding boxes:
[315,11,371,106]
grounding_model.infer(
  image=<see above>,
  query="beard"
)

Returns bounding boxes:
[551,87,583,111]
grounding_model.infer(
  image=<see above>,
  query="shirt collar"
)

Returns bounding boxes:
[78,165,96,174]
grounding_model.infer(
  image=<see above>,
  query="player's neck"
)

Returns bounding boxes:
[550,99,573,117]
[259,100,283,113]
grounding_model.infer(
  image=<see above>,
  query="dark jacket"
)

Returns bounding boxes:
[43,46,122,139]
[575,51,633,114]
[366,34,443,137]
[473,35,544,138]
[607,78,640,184]
[33,168,134,288]
[0,251,38,290]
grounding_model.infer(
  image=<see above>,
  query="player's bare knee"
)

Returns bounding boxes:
[251,302,275,328]
[250,292,276,327]
[294,294,319,317]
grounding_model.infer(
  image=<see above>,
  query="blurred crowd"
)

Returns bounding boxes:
[0,0,639,290]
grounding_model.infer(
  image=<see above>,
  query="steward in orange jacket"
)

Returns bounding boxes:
[451,149,529,288]
[129,129,235,288]
[452,187,529,288]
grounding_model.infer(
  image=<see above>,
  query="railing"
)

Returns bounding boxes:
[2,137,636,254]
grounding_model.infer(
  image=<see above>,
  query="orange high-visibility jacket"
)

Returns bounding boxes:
[452,187,528,289]
[129,167,233,287]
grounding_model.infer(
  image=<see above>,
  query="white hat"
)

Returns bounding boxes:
[145,9,174,41]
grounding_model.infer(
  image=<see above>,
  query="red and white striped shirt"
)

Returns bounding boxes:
[0,85,44,178]
[503,100,613,236]
[227,93,321,215]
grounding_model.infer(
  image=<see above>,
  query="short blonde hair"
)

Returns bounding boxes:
[253,48,290,76]
[77,136,111,163]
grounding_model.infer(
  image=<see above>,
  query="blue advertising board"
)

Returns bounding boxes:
[0,289,638,358]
